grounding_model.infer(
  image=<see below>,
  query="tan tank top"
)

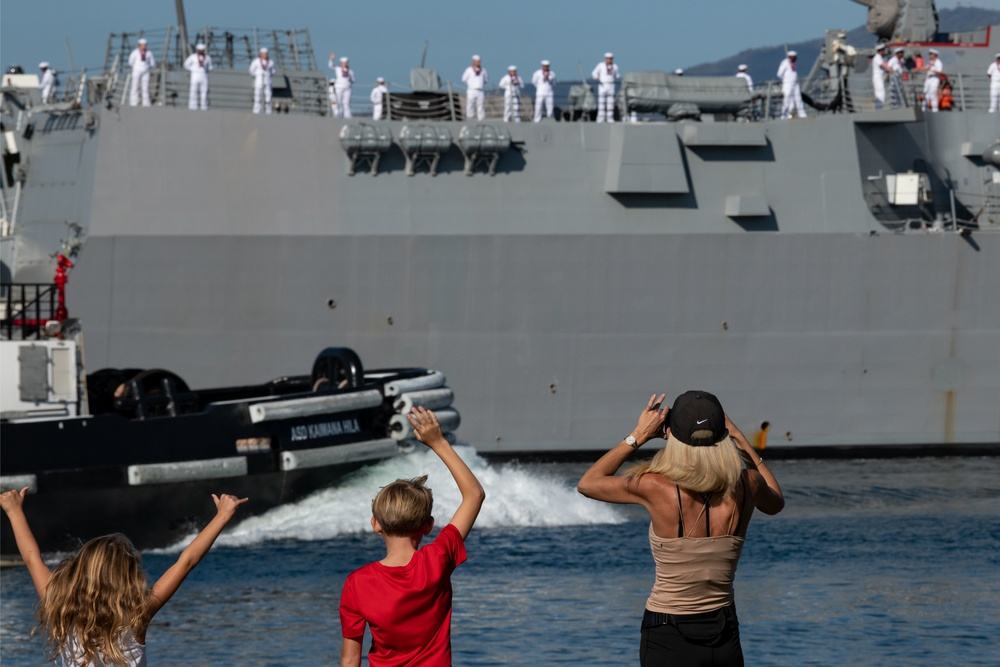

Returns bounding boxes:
[645,481,747,614]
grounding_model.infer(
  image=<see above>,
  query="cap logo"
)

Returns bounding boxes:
[696,419,708,425]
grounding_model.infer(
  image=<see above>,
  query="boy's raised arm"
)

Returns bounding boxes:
[0,488,51,597]
[407,407,486,540]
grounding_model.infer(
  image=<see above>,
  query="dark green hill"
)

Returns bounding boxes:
[686,6,1000,78]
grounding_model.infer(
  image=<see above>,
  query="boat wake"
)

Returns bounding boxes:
[162,446,624,550]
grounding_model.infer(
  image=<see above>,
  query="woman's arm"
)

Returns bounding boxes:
[0,488,51,597]
[577,394,667,504]
[147,493,248,618]
[726,415,784,514]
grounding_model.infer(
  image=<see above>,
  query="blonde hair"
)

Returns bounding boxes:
[625,434,744,495]
[372,476,434,536]
[36,534,151,666]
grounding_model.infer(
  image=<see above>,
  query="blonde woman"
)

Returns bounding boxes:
[0,488,247,666]
[578,391,784,667]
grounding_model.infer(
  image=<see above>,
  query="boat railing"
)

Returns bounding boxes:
[0,283,59,341]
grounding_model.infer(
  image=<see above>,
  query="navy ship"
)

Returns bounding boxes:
[3,0,998,459]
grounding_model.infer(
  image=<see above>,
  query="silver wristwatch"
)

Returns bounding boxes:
[624,435,639,450]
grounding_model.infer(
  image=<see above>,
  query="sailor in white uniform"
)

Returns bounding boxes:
[249,47,276,114]
[532,60,556,122]
[128,38,155,107]
[462,55,488,120]
[591,52,620,123]
[736,64,753,92]
[328,55,355,118]
[371,77,388,120]
[777,51,806,119]
[887,47,905,109]
[39,62,55,103]
[923,48,943,112]
[988,52,1000,113]
[499,66,524,122]
[184,43,212,110]
[872,43,888,110]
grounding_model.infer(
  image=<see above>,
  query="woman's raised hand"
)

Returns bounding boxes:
[632,394,668,445]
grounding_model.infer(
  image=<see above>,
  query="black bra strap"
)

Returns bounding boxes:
[675,485,684,537]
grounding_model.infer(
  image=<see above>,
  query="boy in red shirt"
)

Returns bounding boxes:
[339,407,486,667]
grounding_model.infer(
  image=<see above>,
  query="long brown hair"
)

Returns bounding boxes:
[36,534,151,666]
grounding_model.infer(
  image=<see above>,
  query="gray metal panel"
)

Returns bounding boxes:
[18,346,48,402]
[725,195,769,217]
[680,123,767,147]
[604,125,689,193]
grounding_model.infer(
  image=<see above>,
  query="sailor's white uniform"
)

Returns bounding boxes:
[184,50,212,110]
[872,50,887,110]
[777,55,805,118]
[499,70,523,122]
[591,58,620,123]
[249,54,277,114]
[39,65,55,103]
[532,65,556,122]
[328,80,338,114]
[370,81,388,120]
[736,71,753,92]
[924,54,943,112]
[128,45,155,107]
[462,62,488,120]
[988,56,1000,113]
[328,58,355,118]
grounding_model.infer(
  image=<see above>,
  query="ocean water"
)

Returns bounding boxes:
[2,451,998,666]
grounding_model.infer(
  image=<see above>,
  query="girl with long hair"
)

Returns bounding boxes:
[1,487,247,666]
[578,391,784,666]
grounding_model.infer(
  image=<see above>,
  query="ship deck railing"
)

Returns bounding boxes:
[0,283,59,341]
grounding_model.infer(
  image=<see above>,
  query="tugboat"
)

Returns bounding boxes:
[0,265,460,553]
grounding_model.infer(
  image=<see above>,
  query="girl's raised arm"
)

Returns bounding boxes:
[147,493,248,618]
[0,488,51,597]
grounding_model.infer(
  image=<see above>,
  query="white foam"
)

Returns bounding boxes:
[176,447,624,550]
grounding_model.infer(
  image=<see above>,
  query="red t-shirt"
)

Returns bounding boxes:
[340,523,467,667]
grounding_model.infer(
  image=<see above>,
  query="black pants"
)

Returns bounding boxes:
[639,604,744,667]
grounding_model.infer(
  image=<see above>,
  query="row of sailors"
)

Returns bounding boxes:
[118,40,1000,117]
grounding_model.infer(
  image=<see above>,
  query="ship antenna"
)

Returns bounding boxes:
[420,40,428,68]
[175,0,191,58]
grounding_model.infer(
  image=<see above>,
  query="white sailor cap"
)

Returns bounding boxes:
[196,43,206,50]
[929,48,939,55]
[541,60,550,66]
[138,38,148,45]
[894,47,904,54]
[737,64,747,71]
[472,54,481,61]
[508,65,517,71]
[673,68,684,75]
[875,42,886,50]
[787,50,797,57]
[340,56,348,62]
[604,52,614,59]
[995,52,1000,59]
[260,47,268,53]
[377,76,385,83]
[39,61,50,69]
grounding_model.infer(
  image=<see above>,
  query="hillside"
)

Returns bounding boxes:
[685,6,1000,78]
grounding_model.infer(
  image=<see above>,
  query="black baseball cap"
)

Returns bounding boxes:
[668,390,728,446]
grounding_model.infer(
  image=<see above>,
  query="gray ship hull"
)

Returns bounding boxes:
[66,108,1000,452]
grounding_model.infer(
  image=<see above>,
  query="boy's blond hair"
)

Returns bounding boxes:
[372,476,434,535]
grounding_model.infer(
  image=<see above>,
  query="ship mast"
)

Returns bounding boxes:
[175,0,191,58]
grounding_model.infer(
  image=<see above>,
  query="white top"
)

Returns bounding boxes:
[184,52,212,75]
[61,629,147,667]
[249,57,276,83]
[498,73,523,96]
[872,53,886,80]
[987,61,1000,82]
[370,83,388,104]
[776,57,798,86]
[887,56,904,74]
[462,65,488,91]
[128,48,155,75]
[736,71,753,91]
[532,68,556,93]
[40,68,56,97]
[927,58,944,77]
[328,59,355,88]
[592,61,620,85]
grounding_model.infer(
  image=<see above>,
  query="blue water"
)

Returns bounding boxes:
[2,452,998,665]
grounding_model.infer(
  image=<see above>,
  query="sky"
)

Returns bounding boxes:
[0,0,992,88]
